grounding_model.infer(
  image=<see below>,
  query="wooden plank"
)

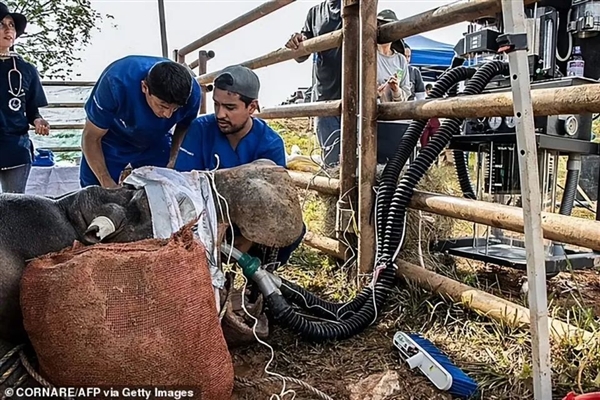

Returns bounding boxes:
[256,101,341,119]
[378,84,600,120]
[358,0,378,274]
[338,0,360,259]
[287,171,600,252]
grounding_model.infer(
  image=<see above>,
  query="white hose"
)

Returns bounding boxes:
[556,8,574,63]
[88,216,116,240]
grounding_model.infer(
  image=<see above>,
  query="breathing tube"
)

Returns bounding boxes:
[446,80,478,200]
[223,61,509,342]
[381,61,509,258]
[270,66,479,323]
[552,153,582,256]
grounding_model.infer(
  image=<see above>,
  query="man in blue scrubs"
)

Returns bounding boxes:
[175,65,285,170]
[80,55,201,188]
[174,65,303,268]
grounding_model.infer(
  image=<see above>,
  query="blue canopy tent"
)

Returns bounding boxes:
[403,35,457,81]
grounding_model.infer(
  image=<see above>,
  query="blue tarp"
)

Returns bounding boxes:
[404,35,455,67]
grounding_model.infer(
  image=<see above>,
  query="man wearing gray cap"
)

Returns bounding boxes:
[174,65,286,171]
[174,64,303,269]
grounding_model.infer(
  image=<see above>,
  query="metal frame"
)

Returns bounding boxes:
[500,0,553,397]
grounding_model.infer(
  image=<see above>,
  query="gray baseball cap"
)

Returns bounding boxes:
[215,65,260,100]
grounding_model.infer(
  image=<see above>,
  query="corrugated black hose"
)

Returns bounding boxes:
[259,63,508,343]
[277,66,477,322]
[381,61,509,257]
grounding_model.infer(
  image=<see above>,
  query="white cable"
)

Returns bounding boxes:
[556,9,573,63]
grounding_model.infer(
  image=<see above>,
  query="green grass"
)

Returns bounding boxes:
[244,118,600,400]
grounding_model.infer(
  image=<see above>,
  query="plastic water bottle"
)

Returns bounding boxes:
[567,46,585,77]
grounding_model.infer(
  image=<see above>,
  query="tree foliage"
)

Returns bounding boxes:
[7,0,114,79]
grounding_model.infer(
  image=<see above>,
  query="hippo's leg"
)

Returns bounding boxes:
[0,249,27,344]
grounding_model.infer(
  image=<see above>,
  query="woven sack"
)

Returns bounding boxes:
[20,225,233,400]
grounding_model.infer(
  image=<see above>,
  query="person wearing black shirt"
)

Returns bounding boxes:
[285,0,342,167]
[0,3,49,194]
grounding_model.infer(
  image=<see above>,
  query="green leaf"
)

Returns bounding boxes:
[6,0,116,80]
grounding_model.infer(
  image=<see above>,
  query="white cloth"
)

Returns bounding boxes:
[25,166,81,197]
[123,167,226,311]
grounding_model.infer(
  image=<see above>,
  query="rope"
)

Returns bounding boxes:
[234,376,333,400]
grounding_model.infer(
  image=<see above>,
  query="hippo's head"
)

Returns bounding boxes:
[60,186,154,245]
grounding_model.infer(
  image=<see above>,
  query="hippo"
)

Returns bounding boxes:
[0,185,154,344]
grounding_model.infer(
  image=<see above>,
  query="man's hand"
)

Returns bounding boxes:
[33,118,50,136]
[101,178,119,189]
[166,159,176,169]
[285,33,306,50]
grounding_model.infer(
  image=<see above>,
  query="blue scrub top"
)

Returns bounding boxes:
[174,114,286,172]
[0,56,48,169]
[80,55,202,186]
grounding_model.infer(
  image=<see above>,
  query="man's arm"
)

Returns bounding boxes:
[285,8,314,63]
[81,73,120,188]
[168,122,191,168]
[168,83,202,167]
[81,120,116,188]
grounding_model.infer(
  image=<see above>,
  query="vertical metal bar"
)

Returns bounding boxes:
[358,0,378,274]
[339,0,360,261]
[197,50,211,115]
[500,0,553,398]
[157,0,169,58]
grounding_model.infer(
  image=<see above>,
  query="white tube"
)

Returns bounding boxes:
[220,242,244,261]
[88,216,116,240]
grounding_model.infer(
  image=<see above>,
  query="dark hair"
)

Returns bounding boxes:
[426,83,433,90]
[214,74,253,107]
[145,61,193,106]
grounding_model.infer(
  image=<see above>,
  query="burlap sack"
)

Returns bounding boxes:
[20,225,233,400]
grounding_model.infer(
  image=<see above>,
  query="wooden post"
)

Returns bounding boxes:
[500,0,552,397]
[358,0,378,274]
[339,0,360,260]
[197,50,212,115]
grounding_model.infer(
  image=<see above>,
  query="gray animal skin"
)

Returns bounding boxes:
[0,185,154,345]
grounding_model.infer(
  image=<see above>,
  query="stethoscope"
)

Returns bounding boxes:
[5,54,24,112]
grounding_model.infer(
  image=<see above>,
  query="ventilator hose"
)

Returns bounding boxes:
[375,66,477,257]
[381,61,509,256]
[268,255,397,342]
[447,80,477,200]
[278,67,478,321]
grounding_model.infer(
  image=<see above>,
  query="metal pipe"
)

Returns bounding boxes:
[286,171,600,252]
[358,0,378,274]
[378,84,600,120]
[41,81,96,87]
[197,50,212,115]
[182,0,295,61]
[157,0,169,58]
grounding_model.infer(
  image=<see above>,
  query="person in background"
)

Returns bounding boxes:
[79,55,201,188]
[174,65,303,267]
[0,3,50,194]
[404,45,426,100]
[285,0,342,167]
[376,9,411,103]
